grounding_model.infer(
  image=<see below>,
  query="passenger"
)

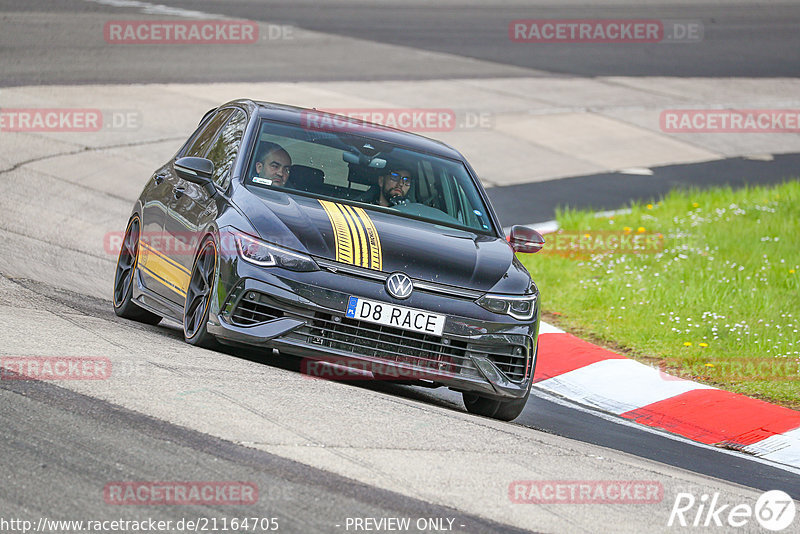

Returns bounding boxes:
[254,142,292,187]
[376,166,413,207]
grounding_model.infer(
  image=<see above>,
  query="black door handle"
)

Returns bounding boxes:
[154,173,167,185]
[173,187,185,200]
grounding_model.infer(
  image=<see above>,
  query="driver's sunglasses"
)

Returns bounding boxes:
[387,172,412,185]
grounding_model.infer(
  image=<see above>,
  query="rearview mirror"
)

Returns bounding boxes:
[508,225,545,254]
[342,151,386,168]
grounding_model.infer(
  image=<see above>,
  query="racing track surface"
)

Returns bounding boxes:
[4,0,800,85]
[1,1,799,532]
[1,363,532,534]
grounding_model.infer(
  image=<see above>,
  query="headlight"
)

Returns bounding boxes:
[234,232,318,272]
[476,293,537,320]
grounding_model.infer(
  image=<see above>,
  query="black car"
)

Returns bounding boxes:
[113,99,545,421]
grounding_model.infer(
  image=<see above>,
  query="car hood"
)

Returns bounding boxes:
[234,188,530,293]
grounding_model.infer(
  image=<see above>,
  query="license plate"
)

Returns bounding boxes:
[345,296,446,336]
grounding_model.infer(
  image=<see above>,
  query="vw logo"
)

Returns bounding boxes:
[385,272,413,299]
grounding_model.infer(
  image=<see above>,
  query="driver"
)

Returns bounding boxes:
[254,142,292,187]
[376,166,413,207]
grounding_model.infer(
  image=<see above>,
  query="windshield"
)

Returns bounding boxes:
[244,118,496,234]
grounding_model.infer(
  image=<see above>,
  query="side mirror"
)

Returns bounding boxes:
[508,225,545,254]
[175,157,216,196]
[175,157,214,184]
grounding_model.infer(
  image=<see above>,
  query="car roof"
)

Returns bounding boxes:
[222,99,466,160]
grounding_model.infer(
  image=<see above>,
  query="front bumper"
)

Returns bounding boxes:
[207,260,539,400]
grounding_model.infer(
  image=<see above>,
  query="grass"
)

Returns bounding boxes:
[520,181,800,409]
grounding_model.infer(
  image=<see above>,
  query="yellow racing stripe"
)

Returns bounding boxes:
[353,205,382,271]
[341,203,367,268]
[139,242,190,296]
[319,200,382,271]
[331,201,359,266]
[319,200,353,265]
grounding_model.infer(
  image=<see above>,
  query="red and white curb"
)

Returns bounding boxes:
[534,322,800,469]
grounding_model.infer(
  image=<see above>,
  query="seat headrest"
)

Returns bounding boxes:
[290,165,324,191]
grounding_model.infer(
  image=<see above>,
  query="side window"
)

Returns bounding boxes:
[184,108,234,158]
[206,110,247,189]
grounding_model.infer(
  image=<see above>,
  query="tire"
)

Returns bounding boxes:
[463,386,531,422]
[183,236,219,348]
[112,216,162,325]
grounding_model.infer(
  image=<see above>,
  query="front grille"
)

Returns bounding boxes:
[296,313,479,379]
[229,291,529,382]
[230,292,284,326]
[468,343,529,382]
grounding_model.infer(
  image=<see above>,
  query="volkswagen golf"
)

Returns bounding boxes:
[113,99,545,421]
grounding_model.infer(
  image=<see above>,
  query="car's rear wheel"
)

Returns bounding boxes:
[184,237,218,348]
[462,387,531,421]
[113,216,162,325]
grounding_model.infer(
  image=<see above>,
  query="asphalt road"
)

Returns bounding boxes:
[1,0,799,87]
[160,0,800,77]
[488,153,800,226]
[2,276,798,528]
[1,1,799,532]
[0,372,529,534]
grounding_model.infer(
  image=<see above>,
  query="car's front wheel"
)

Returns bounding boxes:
[113,216,162,325]
[184,237,219,348]
[462,387,531,421]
